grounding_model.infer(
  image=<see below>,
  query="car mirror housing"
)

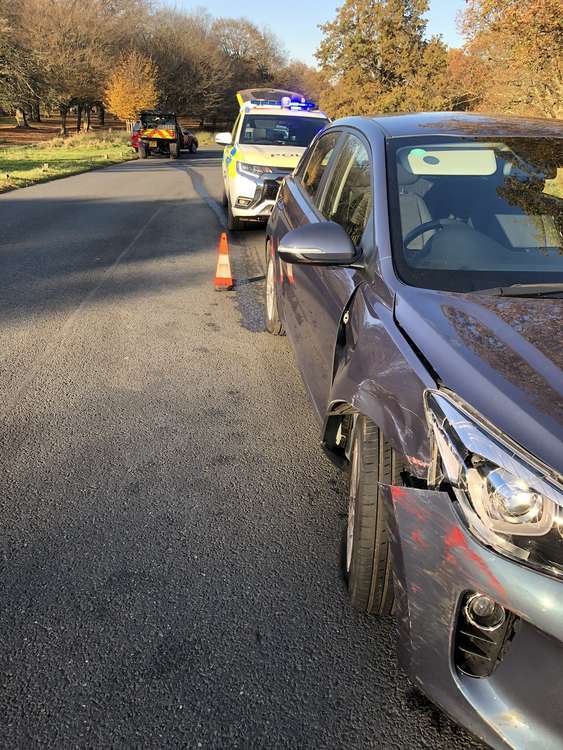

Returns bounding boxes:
[215,132,232,146]
[277,222,360,266]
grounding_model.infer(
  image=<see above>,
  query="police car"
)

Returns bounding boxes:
[216,89,330,230]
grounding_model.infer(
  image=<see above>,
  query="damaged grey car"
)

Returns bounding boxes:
[265,113,563,749]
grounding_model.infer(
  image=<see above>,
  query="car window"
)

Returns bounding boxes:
[386,136,563,292]
[239,115,328,147]
[320,134,372,247]
[300,131,340,201]
[141,115,176,130]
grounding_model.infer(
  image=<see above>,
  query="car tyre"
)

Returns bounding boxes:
[345,415,402,615]
[265,248,285,336]
[227,198,243,231]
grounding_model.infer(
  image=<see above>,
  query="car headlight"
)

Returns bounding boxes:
[426,390,563,577]
[236,162,273,177]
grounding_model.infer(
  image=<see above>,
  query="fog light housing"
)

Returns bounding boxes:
[454,591,517,678]
[235,197,253,208]
[464,592,505,631]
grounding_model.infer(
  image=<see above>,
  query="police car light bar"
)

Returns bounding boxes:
[245,95,317,111]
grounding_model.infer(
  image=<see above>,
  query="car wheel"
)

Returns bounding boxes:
[169,142,179,159]
[227,199,243,231]
[265,248,284,336]
[345,415,402,615]
[138,143,147,159]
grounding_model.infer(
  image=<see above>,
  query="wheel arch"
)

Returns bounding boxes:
[321,285,435,481]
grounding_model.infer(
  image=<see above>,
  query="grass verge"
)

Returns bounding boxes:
[0,131,135,193]
[191,130,221,147]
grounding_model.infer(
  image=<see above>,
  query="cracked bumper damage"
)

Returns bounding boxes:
[382,483,563,750]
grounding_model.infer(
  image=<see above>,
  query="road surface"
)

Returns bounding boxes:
[0,149,485,749]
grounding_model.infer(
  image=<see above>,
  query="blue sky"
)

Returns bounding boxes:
[175,0,467,66]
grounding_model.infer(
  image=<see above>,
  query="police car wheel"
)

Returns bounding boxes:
[227,199,243,231]
[265,248,284,336]
[344,416,399,616]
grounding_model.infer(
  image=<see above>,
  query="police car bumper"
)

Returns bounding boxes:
[231,173,287,219]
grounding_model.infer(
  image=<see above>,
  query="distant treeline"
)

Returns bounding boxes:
[1,0,560,136]
[0,0,323,134]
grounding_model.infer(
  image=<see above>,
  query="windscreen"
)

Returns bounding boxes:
[386,136,563,292]
[141,114,175,130]
[239,115,328,147]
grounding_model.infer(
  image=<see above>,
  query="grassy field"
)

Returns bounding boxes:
[0,131,135,193]
[193,130,220,147]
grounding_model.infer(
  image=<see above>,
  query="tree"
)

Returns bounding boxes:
[213,18,285,85]
[105,50,158,130]
[212,18,287,122]
[21,0,149,134]
[316,0,450,117]
[146,10,226,124]
[0,4,47,127]
[274,61,325,103]
[460,0,563,118]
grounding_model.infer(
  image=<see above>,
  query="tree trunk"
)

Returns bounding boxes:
[59,104,68,136]
[15,107,30,128]
[98,104,105,126]
[76,104,83,133]
[82,104,91,132]
[31,102,41,122]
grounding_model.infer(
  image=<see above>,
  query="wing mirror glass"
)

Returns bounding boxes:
[277,222,359,266]
[215,132,232,146]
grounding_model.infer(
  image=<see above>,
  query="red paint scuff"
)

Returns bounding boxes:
[411,530,429,549]
[444,526,506,598]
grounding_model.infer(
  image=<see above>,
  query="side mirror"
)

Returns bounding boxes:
[215,132,232,146]
[278,221,359,266]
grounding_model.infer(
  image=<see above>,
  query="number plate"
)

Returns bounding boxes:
[149,140,157,147]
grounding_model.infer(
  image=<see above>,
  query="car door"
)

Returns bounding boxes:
[280,130,374,418]
[275,130,343,395]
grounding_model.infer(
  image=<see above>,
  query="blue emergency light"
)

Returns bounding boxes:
[281,95,316,111]
[246,95,317,111]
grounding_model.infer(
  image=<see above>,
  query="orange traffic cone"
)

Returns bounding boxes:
[215,232,234,291]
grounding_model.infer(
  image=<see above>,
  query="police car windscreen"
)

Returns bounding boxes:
[240,115,329,147]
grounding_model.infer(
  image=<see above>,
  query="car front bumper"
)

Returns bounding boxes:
[382,483,563,750]
[229,172,287,219]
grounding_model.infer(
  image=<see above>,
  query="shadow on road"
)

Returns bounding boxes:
[0,195,221,324]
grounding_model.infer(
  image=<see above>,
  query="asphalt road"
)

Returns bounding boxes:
[0,148,485,749]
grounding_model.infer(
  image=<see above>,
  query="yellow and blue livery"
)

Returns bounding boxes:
[215,89,329,231]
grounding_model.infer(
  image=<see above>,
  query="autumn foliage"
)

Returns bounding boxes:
[1,0,560,130]
[316,0,450,117]
[453,0,563,118]
[105,50,158,129]
[314,0,562,120]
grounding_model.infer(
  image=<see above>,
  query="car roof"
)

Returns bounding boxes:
[337,112,563,138]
